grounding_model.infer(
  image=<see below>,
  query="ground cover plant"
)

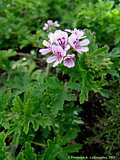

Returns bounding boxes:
[0,0,120,159]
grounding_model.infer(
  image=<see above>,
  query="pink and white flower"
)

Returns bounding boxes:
[39,27,90,68]
[68,30,90,53]
[47,45,66,67]
[65,28,85,38]
[52,30,69,50]
[47,20,53,26]
[39,29,69,56]
[43,20,60,31]
[63,54,75,68]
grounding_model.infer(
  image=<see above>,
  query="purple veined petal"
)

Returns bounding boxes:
[39,48,51,55]
[53,56,63,67]
[63,58,75,68]
[79,39,90,46]
[73,29,85,39]
[47,55,57,63]
[66,28,85,40]
[64,54,75,59]
[63,54,75,68]
[53,30,68,48]
[69,33,90,53]
[52,45,66,57]
[65,54,75,59]
[68,34,77,48]
[42,40,50,47]
[66,28,84,38]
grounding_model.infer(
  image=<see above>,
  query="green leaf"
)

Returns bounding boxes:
[0,132,6,160]
[12,96,23,113]
[17,142,37,160]
[0,49,16,59]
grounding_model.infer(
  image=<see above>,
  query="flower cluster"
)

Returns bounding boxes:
[39,29,90,68]
[43,20,60,31]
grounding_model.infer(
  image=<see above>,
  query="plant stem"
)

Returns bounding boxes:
[32,141,46,148]
[45,63,50,77]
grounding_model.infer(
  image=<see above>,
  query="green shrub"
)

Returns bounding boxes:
[0,0,120,159]
[75,0,120,46]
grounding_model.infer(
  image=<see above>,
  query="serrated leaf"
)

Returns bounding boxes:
[12,96,23,113]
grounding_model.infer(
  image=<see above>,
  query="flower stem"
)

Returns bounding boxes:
[45,63,50,77]
[32,141,46,147]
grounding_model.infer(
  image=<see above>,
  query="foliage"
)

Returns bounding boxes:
[75,0,120,46]
[0,0,78,49]
[89,79,120,158]
[0,56,82,159]
[60,30,119,104]
[0,0,120,159]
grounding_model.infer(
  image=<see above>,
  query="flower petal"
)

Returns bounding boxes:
[48,32,54,43]
[54,21,60,27]
[53,61,60,67]
[47,20,53,26]
[77,47,89,53]
[43,26,47,31]
[45,23,48,28]
[68,34,77,49]
[63,54,75,68]
[52,45,66,57]
[65,44,70,51]
[47,55,56,63]
[43,40,50,47]
[73,28,84,38]
[39,48,51,55]
[54,30,68,47]
[65,29,73,33]
[43,23,48,31]
[79,39,90,46]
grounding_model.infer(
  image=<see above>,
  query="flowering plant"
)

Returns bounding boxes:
[43,20,60,31]
[39,28,90,68]
[0,0,119,157]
